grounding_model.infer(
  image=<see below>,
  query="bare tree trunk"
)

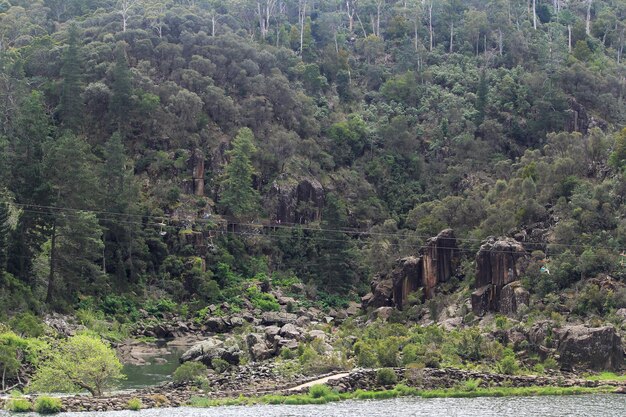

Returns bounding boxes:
[299,0,307,54]
[586,0,592,36]
[498,28,503,56]
[356,13,368,37]
[532,0,537,30]
[449,21,454,53]
[568,24,572,53]
[618,28,624,64]
[346,0,355,34]
[428,1,433,52]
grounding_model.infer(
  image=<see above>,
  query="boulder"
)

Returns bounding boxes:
[261,312,298,326]
[307,330,327,342]
[246,333,274,361]
[556,325,623,371]
[471,237,528,315]
[264,325,281,342]
[499,281,530,317]
[279,323,301,340]
[180,338,241,367]
[205,317,228,333]
[363,229,459,310]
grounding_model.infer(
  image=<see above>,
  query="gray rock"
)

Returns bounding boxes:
[246,333,274,361]
[261,312,298,326]
[295,315,311,327]
[307,330,327,342]
[264,325,281,342]
[179,338,240,367]
[279,323,301,340]
[556,325,623,371]
[499,281,530,317]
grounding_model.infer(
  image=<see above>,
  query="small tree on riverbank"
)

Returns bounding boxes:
[28,334,124,396]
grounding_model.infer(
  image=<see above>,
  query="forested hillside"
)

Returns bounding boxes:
[0,0,625,320]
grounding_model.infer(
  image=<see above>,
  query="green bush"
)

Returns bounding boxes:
[10,312,44,337]
[127,398,142,411]
[543,357,559,370]
[376,368,398,386]
[211,358,230,374]
[495,349,519,375]
[462,378,482,392]
[173,361,208,383]
[308,384,333,399]
[34,396,62,414]
[5,397,32,412]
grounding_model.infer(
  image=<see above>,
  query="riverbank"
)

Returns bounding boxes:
[2,367,624,413]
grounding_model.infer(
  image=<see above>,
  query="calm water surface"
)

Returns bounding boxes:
[2,395,624,417]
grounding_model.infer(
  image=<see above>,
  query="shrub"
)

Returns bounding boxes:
[34,396,62,414]
[376,368,397,386]
[308,384,333,399]
[173,361,208,383]
[495,350,519,375]
[10,312,44,337]
[5,397,32,412]
[462,378,482,392]
[150,394,169,407]
[127,398,142,411]
[211,358,230,374]
[543,357,559,370]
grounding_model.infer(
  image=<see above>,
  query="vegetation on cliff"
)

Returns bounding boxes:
[0,0,625,394]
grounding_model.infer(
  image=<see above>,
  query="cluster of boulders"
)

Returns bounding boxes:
[363,229,460,310]
[179,311,338,368]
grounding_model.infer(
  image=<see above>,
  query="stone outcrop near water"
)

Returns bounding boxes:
[363,229,459,310]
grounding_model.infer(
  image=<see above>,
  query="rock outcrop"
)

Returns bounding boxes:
[269,177,325,224]
[180,338,241,368]
[471,237,528,316]
[363,229,459,310]
[556,325,624,371]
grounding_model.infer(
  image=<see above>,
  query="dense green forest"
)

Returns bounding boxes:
[0,0,625,319]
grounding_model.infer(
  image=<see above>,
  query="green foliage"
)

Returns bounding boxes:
[495,349,519,375]
[4,397,32,412]
[10,312,44,337]
[376,368,398,386]
[28,334,124,396]
[246,286,280,312]
[173,362,208,384]
[1,0,625,317]
[308,384,333,399]
[127,398,142,411]
[220,128,260,219]
[34,396,62,414]
[211,358,230,374]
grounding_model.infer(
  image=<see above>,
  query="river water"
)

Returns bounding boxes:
[2,395,624,417]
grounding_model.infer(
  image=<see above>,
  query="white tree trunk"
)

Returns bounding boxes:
[586,0,593,36]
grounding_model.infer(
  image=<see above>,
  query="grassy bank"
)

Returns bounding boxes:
[584,372,626,382]
[189,383,616,407]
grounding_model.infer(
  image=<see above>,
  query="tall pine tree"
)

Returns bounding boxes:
[220,128,260,219]
[110,42,132,132]
[58,23,83,132]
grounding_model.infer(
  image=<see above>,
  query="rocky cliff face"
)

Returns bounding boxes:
[362,229,459,310]
[269,177,324,224]
[471,237,529,316]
